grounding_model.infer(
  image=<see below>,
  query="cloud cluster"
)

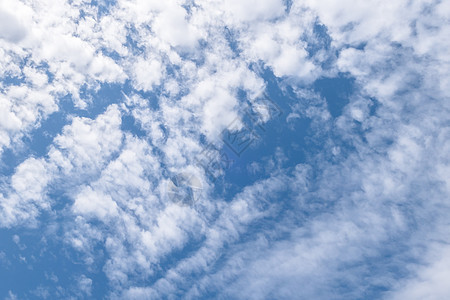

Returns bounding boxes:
[0,0,448,299]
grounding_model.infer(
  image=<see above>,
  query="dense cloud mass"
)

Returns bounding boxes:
[0,0,449,299]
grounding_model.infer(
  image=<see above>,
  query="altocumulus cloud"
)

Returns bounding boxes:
[0,0,449,299]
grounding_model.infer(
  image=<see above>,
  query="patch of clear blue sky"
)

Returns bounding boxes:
[214,66,357,201]
[0,224,109,299]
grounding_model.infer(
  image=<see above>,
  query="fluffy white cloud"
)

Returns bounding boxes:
[65,134,208,288]
[121,172,288,298]
[132,57,164,91]
[237,8,319,79]
[219,0,286,23]
[0,9,27,43]
[0,104,123,227]
[50,104,123,175]
[0,157,51,227]
[152,4,201,48]
[73,187,120,220]
[389,244,450,300]
[0,0,129,155]
[0,84,57,154]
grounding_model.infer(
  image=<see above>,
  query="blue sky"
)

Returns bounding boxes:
[0,0,449,299]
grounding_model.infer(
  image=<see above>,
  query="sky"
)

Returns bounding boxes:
[0,0,449,299]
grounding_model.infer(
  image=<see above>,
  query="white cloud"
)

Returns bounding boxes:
[219,0,286,23]
[0,84,57,154]
[0,0,130,154]
[389,245,450,300]
[132,57,164,91]
[200,88,240,141]
[152,4,201,49]
[0,157,51,227]
[78,275,93,297]
[0,104,124,227]
[228,3,320,80]
[121,172,288,298]
[0,9,27,43]
[73,186,119,220]
[50,104,123,175]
